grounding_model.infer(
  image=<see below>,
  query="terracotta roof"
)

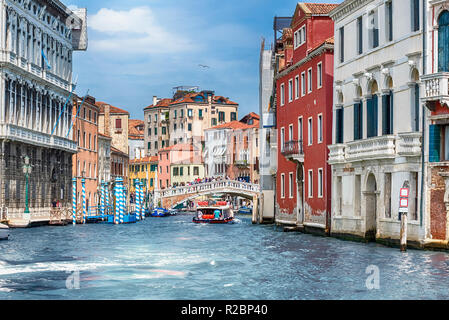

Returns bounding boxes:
[301,3,339,15]
[310,36,334,52]
[130,156,152,164]
[144,98,173,110]
[111,146,129,157]
[149,156,158,163]
[128,119,144,138]
[96,101,130,115]
[206,120,259,131]
[98,132,112,139]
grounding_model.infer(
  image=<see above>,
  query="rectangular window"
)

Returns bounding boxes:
[288,79,293,102]
[289,172,294,199]
[308,170,313,198]
[413,84,420,131]
[317,63,322,88]
[386,1,393,42]
[336,108,344,144]
[298,117,303,142]
[194,166,199,175]
[357,16,363,54]
[339,27,344,63]
[384,172,392,218]
[382,92,394,135]
[307,68,312,93]
[281,174,285,199]
[354,175,361,216]
[188,123,192,131]
[219,111,225,122]
[162,127,166,135]
[294,25,306,48]
[281,127,285,152]
[199,109,203,118]
[411,0,420,32]
[280,83,285,106]
[289,124,293,141]
[368,10,379,48]
[174,110,177,119]
[154,127,158,135]
[115,118,122,129]
[295,76,300,99]
[212,118,217,126]
[188,109,193,117]
[367,95,378,138]
[308,117,313,145]
[318,114,323,143]
[173,167,179,176]
[318,168,323,198]
[354,102,363,140]
[410,172,419,221]
[301,72,306,96]
[231,112,237,121]
[148,115,151,122]
[148,142,151,150]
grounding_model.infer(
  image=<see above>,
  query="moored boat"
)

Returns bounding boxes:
[151,208,169,217]
[0,223,9,240]
[193,201,234,224]
[237,206,252,215]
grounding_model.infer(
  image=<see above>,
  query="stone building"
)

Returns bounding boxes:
[328,0,424,243]
[111,146,128,188]
[128,119,144,160]
[422,1,449,246]
[143,88,239,157]
[98,133,111,184]
[0,0,87,225]
[96,101,129,155]
[72,95,99,209]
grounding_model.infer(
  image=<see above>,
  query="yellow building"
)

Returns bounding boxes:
[129,156,158,195]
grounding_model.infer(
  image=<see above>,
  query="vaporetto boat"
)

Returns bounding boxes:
[193,201,234,224]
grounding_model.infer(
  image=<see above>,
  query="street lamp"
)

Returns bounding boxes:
[23,155,32,215]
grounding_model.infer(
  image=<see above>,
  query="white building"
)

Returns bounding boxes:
[0,0,87,225]
[328,0,425,244]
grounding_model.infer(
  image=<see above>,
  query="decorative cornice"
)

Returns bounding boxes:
[329,0,374,22]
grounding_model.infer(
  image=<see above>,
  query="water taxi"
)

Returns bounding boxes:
[193,201,234,224]
[0,223,9,240]
[237,206,252,215]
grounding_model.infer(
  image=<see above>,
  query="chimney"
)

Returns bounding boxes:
[153,96,158,106]
[104,104,111,136]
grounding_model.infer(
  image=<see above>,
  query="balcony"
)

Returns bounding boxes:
[281,140,304,163]
[422,72,449,109]
[397,132,422,157]
[235,160,250,167]
[346,135,396,162]
[328,144,346,164]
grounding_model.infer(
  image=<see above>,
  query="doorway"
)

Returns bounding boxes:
[365,173,378,241]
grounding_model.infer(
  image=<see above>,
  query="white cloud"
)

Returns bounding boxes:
[89,7,193,54]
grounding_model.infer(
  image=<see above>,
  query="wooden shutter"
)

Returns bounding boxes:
[389,91,394,134]
[429,125,441,162]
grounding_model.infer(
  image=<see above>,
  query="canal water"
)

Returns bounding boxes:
[1,214,449,300]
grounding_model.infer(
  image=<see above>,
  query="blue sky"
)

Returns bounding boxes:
[67,0,340,119]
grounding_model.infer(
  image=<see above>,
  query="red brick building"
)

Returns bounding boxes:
[275,2,336,233]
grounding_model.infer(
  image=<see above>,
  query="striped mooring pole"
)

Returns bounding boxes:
[72,178,77,225]
[100,181,105,218]
[81,178,86,224]
[118,177,124,224]
[114,178,120,224]
[105,182,109,216]
[135,179,140,221]
[139,181,144,220]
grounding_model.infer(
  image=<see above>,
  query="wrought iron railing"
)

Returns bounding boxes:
[281,140,304,157]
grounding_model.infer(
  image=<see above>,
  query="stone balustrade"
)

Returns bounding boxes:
[422,72,449,104]
[397,132,422,157]
[160,180,260,198]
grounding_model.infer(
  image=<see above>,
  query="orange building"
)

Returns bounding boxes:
[72,95,100,209]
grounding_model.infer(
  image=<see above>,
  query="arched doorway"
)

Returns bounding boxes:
[438,11,449,72]
[296,164,304,224]
[365,173,377,241]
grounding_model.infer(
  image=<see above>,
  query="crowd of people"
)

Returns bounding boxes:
[170,176,253,189]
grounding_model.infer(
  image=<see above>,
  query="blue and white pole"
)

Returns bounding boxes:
[105,182,109,216]
[139,181,144,220]
[100,181,105,218]
[81,178,86,224]
[72,178,77,225]
[119,177,124,224]
[114,178,120,224]
[135,179,140,221]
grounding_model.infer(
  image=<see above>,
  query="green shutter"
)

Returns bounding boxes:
[354,104,359,140]
[373,95,378,137]
[429,125,441,162]
[382,95,388,135]
[390,91,394,134]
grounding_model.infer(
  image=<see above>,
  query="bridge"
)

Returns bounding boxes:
[158,180,261,220]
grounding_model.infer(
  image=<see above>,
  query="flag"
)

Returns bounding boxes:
[41,49,51,70]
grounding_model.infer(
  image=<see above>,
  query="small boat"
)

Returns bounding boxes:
[0,223,9,240]
[237,206,252,215]
[168,209,178,216]
[151,208,169,217]
[193,201,234,224]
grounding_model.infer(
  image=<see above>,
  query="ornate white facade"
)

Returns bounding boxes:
[0,0,87,225]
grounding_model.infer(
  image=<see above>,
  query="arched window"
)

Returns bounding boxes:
[438,11,449,72]
[367,81,379,138]
[382,77,394,135]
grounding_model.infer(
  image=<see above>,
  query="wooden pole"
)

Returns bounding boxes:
[400,212,408,252]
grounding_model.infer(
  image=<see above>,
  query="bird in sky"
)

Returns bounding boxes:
[198,64,210,69]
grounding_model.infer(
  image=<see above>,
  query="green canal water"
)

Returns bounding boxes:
[1,214,449,299]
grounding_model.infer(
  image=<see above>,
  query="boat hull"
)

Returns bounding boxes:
[192,217,234,224]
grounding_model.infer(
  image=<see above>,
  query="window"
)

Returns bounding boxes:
[148,128,151,136]
[281,127,285,152]
[335,108,344,143]
[231,112,237,121]
[212,118,217,126]
[148,115,151,122]
[194,166,199,175]
[308,117,313,145]
[295,76,299,99]
[317,114,323,143]
[88,133,91,149]
[162,127,166,135]
[386,1,393,42]
[174,124,177,131]
[289,124,293,141]
[411,0,420,32]
[280,83,285,106]
[199,109,203,118]
[188,123,192,131]
[413,84,420,131]
[410,172,419,221]
[339,27,344,63]
[115,118,122,129]
[384,173,392,218]
[154,127,158,135]
[318,168,323,198]
[298,117,303,142]
[294,25,306,48]
[382,91,394,135]
[180,167,184,176]
[281,174,285,198]
[174,110,177,119]
[173,167,179,176]
[368,10,379,48]
[301,72,306,96]
[317,63,322,88]
[307,68,312,93]
[289,172,294,199]
[354,102,363,140]
[367,95,378,138]
[155,141,158,149]
[188,109,193,117]
[357,16,363,54]
[308,170,313,198]
[219,111,225,122]
[287,79,293,102]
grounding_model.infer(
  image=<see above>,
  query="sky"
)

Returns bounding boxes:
[67,0,341,120]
